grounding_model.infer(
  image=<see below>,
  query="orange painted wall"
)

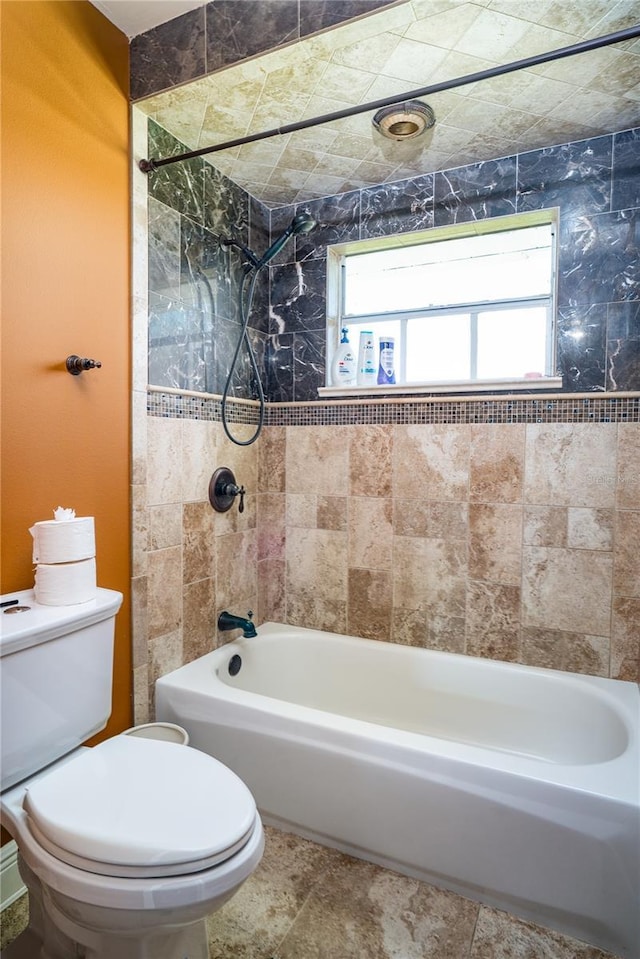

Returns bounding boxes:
[1,0,131,759]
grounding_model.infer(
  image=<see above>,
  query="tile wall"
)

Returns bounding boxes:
[132,25,639,725]
[134,111,639,722]
[133,415,260,720]
[133,397,639,724]
[260,418,640,682]
[130,0,399,100]
[147,120,639,400]
[267,127,640,400]
[134,113,266,720]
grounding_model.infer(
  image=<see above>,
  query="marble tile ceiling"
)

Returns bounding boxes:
[137,0,640,207]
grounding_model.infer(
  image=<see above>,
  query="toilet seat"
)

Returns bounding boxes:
[23,735,257,879]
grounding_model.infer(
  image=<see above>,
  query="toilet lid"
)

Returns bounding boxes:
[23,736,257,878]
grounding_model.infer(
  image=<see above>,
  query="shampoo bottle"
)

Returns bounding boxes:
[331,327,356,386]
[357,331,377,386]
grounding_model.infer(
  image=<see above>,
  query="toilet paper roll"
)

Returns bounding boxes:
[34,558,97,606]
[30,517,95,564]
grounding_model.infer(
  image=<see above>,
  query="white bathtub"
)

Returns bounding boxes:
[156,623,640,958]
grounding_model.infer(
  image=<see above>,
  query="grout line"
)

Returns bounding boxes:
[467,900,482,958]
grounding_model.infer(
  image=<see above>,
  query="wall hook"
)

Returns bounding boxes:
[209,467,245,513]
[66,355,102,375]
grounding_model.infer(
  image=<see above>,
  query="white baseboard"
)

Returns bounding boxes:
[1,841,26,911]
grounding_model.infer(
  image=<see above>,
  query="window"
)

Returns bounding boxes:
[324,211,559,394]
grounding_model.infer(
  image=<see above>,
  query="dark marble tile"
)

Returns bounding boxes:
[182,215,245,329]
[270,258,327,334]
[517,136,612,216]
[206,0,299,73]
[267,204,296,269]
[148,290,185,352]
[221,319,261,399]
[148,290,213,392]
[180,217,214,299]
[612,128,640,212]
[556,306,606,392]
[361,173,434,237]
[249,195,271,263]
[295,191,360,261]
[216,250,245,327]
[558,209,640,309]
[266,331,295,402]
[218,245,260,323]
[231,205,301,273]
[181,307,215,393]
[130,7,206,101]
[149,215,255,395]
[607,300,640,338]
[246,268,270,336]
[148,197,181,299]
[246,326,269,397]
[203,162,249,242]
[607,338,640,390]
[299,0,397,38]
[293,329,326,401]
[434,158,517,225]
[148,122,204,222]
[607,314,640,389]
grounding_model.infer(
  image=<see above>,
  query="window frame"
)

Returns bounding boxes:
[322,209,561,396]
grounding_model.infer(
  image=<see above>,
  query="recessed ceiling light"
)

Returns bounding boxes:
[372,101,436,141]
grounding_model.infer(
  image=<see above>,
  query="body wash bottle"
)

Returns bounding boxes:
[331,327,356,386]
[357,331,377,386]
[377,337,396,385]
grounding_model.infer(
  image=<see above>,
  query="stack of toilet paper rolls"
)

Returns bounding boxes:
[30,508,97,605]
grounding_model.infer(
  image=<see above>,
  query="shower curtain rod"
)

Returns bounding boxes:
[139,23,640,173]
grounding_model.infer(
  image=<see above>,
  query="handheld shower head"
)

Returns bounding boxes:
[220,211,317,447]
[291,212,316,235]
[255,212,317,269]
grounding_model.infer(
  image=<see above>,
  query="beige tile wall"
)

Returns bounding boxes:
[263,421,640,681]
[133,417,260,722]
[134,415,638,722]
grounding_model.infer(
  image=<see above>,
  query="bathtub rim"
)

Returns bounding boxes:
[155,622,640,808]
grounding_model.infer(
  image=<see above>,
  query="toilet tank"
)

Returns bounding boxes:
[0,588,123,791]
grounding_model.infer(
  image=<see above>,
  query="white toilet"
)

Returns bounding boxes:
[0,587,264,959]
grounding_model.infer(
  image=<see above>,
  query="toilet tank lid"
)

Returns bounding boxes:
[0,588,123,656]
[23,735,257,869]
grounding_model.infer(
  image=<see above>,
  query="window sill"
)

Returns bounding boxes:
[318,377,563,399]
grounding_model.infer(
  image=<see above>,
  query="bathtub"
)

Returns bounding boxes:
[156,623,640,958]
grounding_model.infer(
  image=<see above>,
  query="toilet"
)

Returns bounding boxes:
[0,587,264,959]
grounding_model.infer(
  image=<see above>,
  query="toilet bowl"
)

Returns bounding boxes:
[1,742,264,959]
[0,588,264,958]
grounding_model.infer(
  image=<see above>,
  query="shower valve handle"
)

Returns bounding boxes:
[224,483,245,513]
[209,468,245,514]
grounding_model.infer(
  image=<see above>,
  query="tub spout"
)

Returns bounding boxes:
[218,610,257,638]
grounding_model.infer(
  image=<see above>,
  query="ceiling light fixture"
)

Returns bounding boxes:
[372,100,435,141]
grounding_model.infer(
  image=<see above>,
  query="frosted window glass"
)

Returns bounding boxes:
[406,316,470,381]
[477,309,548,379]
[344,224,552,315]
[330,212,557,389]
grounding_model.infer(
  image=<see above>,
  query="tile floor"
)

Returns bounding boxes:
[0,826,623,958]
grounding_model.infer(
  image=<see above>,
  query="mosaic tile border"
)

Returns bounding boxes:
[147,390,640,425]
[147,390,259,423]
